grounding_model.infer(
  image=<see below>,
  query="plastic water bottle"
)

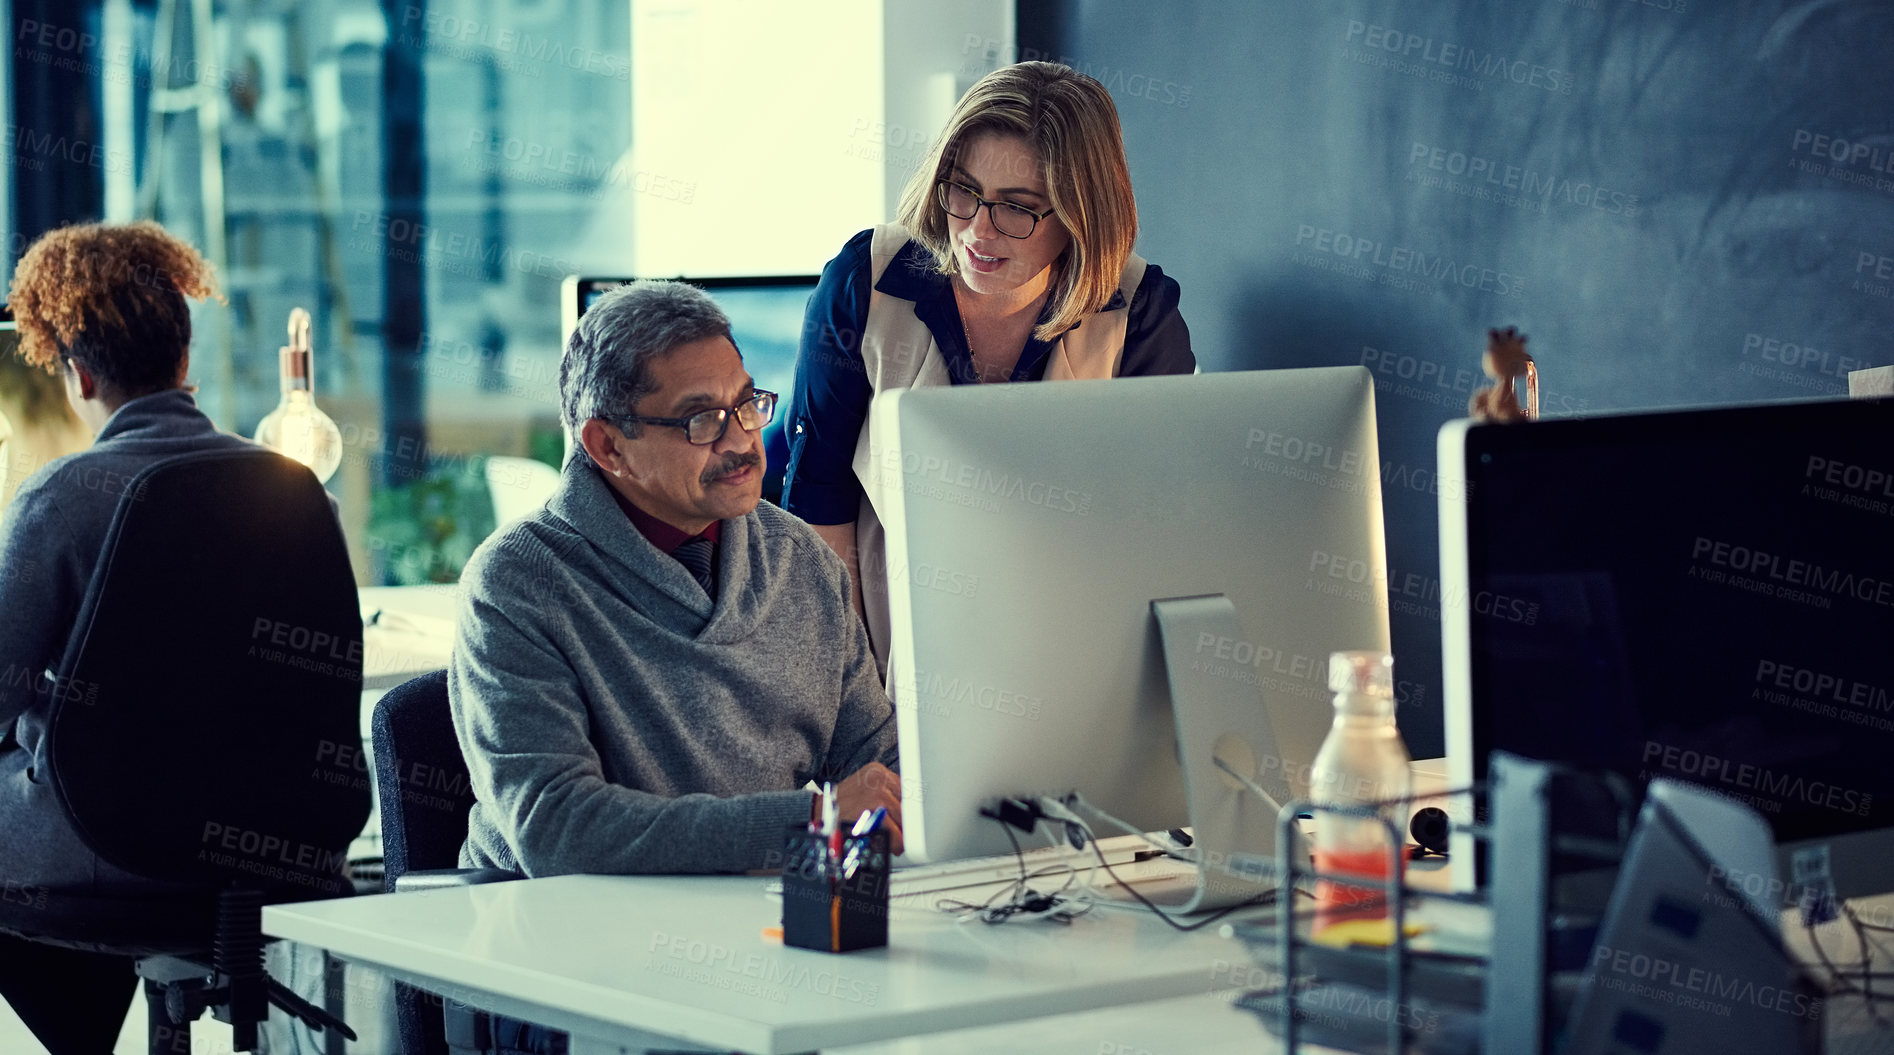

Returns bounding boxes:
[1309,651,1412,930]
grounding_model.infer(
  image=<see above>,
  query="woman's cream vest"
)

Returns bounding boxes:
[847,223,1147,675]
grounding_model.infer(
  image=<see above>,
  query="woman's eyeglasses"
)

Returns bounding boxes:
[935,180,1055,239]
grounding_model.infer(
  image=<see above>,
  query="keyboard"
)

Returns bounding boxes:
[889,834,1186,899]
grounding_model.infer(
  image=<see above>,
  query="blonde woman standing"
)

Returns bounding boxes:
[782,61,1195,672]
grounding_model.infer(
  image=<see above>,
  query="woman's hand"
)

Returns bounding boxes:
[811,521,867,624]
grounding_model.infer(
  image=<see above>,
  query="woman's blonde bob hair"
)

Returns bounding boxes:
[894,62,1136,342]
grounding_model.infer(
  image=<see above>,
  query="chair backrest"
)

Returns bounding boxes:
[46,448,368,896]
[484,455,561,527]
[371,669,480,888]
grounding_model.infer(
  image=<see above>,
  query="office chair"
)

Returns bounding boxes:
[371,669,522,1055]
[483,455,561,527]
[0,447,368,1053]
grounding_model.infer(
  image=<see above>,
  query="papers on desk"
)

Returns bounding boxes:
[360,602,457,690]
[362,604,456,640]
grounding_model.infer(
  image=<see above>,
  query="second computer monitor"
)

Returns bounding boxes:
[1438,397,1894,900]
[875,367,1392,864]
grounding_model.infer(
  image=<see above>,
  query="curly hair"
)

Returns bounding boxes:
[7,221,218,397]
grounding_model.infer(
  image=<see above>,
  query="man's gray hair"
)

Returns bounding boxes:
[559,280,734,438]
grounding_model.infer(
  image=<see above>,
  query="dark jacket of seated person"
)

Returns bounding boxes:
[452,280,899,878]
[0,390,256,898]
[0,223,252,905]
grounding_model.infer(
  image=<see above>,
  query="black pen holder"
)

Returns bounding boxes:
[780,825,890,953]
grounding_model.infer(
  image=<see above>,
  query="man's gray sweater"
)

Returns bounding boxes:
[451,457,898,876]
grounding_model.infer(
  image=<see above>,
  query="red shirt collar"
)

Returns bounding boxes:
[610,487,721,555]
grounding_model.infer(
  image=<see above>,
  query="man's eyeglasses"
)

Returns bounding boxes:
[612,390,776,446]
[935,180,1056,239]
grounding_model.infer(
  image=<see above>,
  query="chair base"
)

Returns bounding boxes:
[141,974,195,1055]
[131,888,356,1054]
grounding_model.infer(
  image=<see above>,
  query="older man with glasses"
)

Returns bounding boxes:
[450,280,901,880]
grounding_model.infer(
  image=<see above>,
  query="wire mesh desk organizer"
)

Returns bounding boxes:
[1229,774,1514,1055]
[1226,751,1828,1054]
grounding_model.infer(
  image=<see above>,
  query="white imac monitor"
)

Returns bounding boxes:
[1438,397,1894,903]
[874,368,1393,897]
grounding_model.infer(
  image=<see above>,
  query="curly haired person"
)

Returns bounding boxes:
[0,221,251,1053]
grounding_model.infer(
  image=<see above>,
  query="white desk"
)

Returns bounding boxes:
[263,874,1277,1055]
[263,847,1893,1055]
[359,584,459,690]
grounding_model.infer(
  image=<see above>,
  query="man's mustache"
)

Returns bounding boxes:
[701,450,761,484]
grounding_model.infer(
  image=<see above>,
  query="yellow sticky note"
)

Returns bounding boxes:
[1309,918,1429,948]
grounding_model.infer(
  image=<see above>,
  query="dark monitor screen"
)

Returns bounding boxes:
[1445,398,1894,892]
[567,275,818,502]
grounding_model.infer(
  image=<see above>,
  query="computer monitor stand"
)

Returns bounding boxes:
[1150,595,1313,913]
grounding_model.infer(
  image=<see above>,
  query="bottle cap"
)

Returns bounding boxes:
[279,346,310,381]
[279,308,313,387]
[1328,650,1394,695]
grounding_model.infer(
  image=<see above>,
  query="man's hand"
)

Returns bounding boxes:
[824,762,903,855]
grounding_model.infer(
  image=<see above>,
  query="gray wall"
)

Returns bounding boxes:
[1020,1,1894,758]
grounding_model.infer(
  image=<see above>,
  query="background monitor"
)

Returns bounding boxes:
[1439,397,1894,901]
[561,275,819,502]
[876,368,1393,864]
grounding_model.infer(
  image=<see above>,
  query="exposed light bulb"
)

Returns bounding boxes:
[254,307,343,483]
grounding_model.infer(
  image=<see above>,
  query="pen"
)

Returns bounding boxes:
[841,807,888,879]
[822,782,840,866]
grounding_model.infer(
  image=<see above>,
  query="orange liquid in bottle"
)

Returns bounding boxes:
[1313,847,1405,932]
